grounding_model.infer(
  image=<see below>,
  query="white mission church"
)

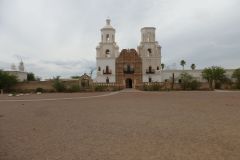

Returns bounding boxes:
[94,19,234,88]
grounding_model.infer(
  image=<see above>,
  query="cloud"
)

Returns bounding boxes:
[0,0,240,79]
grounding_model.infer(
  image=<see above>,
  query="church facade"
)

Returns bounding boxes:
[95,19,163,88]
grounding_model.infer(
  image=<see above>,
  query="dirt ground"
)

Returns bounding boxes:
[0,90,240,160]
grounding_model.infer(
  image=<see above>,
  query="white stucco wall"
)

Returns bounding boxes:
[161,69,235,83]
[143,73,162,82]
[95,58,116,83]
[5,71,27,82]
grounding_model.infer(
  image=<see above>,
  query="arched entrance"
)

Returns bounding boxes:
[125,78,133,88]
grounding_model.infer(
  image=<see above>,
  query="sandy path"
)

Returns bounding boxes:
[0,91,240,160]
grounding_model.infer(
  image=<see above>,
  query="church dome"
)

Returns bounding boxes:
[101,19,115,31]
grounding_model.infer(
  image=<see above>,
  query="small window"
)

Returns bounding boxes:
[127,64,131,72]
[149,66,152,72]
[157,66,159,70]
[106,66,109,72]
[98,66,101,71]
[149,77,152,83]
[178,79,182,83]
[106,77,109,84]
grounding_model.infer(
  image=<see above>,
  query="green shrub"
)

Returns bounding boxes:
[94,85,108,91]
[232,68,240,89]
[112,86,122,91]
[36,87,44,92]
[190,80,201,90]
[52,77,66,92]
[179,72,201,90]
[151,83,162,91]
[143,83,162,91]
[0,70,18,92]
[68,84,81,92]
[143,84,149,91]
[202,66,226,89]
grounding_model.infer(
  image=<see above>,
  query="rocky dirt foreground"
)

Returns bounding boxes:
[0,91,240,160]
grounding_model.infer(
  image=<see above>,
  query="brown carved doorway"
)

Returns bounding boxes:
[125,78,133,88]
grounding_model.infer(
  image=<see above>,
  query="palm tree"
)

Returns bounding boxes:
[161,63,165,70]
[191,64,196,70]
[180,60,186,70]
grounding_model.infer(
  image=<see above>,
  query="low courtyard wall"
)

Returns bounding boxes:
[140,82,210,91]
[11,80,80,92]
[11,80,234,93]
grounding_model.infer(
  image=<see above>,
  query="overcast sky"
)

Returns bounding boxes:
[0,0,239,79]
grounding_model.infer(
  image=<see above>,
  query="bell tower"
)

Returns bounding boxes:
[101,19,115,44]
[138,27,162,82]
[95,19,119,83]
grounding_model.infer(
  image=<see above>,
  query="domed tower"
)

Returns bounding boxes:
[95,19,119,83]
[138,27,162,82]
[18,60,25,72]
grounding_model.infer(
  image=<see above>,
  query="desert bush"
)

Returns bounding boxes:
[94,85,108,91]
[68,84,81,92]
[52,76,66,92]
[0,70,18,92]
[232,68,240,89]
[35,87,44,93]
[151,83,162,91]
[143,83,162,91]
[179,72,201,90]
[112,86,122,91]
[190,80,201,90]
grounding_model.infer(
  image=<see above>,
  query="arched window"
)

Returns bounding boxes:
[157,66,159,70]
[147,34,150,42]
[105,49,110,57]
[106,34,110,41]
[148,48,152,53]
[147,48,152,57]
[98,66,101,71]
